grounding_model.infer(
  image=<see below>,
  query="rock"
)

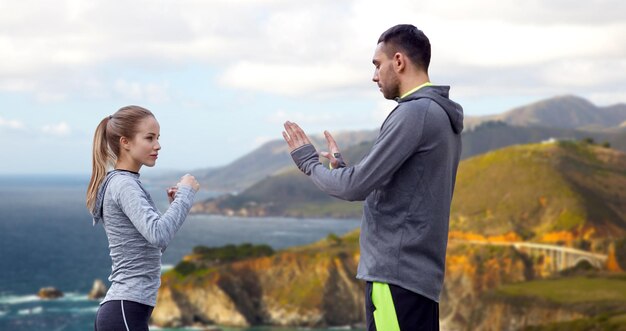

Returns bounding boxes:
[152,282,250,327]
[88,279,108,300]
[151,286,189,327]
[38,287,63,299]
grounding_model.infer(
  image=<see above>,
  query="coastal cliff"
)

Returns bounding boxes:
[154,231,626,329]
[153,232,364,328]
[440,242,592,330]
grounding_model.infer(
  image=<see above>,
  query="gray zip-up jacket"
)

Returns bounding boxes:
[91,170,196,306]
[291,85,463,302]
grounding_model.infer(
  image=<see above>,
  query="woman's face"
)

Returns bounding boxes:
[126,116,161,169]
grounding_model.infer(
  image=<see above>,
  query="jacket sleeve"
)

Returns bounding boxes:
[291,102,427,201]
[116,179,196,248]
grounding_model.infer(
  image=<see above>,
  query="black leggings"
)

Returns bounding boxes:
[95,300,154,331]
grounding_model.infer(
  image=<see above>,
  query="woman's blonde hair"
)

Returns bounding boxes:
[86,105,154,213]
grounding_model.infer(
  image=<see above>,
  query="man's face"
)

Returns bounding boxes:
[372,42,400,100]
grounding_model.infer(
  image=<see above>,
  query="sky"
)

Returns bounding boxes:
[1,0,625,175]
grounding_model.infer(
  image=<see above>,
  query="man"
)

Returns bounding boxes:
[282,24,463,330]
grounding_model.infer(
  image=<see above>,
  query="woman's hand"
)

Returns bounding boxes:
[166,186,178,204]
[178,174,200,192]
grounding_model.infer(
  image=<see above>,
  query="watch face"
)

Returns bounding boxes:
[333,153,341,158]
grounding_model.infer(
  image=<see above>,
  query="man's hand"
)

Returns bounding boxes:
[283,121,313,152]
[319,130,342,169]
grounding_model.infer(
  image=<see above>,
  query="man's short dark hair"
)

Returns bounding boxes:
[378,24,431,72]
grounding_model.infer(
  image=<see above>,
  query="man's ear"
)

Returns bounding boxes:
[394,52,406,73]
[120,136,131,151]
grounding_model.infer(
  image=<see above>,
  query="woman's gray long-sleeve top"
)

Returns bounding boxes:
[91,170,196,306]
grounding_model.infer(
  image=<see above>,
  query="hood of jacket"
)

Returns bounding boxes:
[91,170,137,225]
[399,85,464,134]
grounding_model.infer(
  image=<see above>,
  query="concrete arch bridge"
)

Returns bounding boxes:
[459,240,608,272]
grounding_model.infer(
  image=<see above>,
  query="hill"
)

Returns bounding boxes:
[465,95,626,130]
[451,141,626,241]
[460,120,617,159]
[190,169,363,218]
[191,141,372,218]
[160,130,378,192]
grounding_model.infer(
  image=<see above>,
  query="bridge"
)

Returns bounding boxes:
[456,240,608,271]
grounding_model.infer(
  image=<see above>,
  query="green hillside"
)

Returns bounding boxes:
[492,275,626,331]
[451,141,626,239]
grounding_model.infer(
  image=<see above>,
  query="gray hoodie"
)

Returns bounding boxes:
[91,170,196,306]
[291,85,463,302]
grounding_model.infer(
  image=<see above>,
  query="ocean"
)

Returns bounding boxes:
[0,175,363,331]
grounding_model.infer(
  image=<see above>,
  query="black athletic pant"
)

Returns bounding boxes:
[95,300,154,331]
[365,281,439,331]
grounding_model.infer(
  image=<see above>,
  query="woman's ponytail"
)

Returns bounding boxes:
[86,106,154,214]
[86,117,113,212]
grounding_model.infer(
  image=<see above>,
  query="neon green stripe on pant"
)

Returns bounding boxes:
[372,282,400,331]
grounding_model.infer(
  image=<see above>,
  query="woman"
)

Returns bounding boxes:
[86,105,200,330]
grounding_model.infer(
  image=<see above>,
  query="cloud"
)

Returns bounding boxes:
[36,92,68,103]
[431,21,626,68]
[269,102,391,132]
[0,116,25,130]
[0,0,624,104]
[114,79,171,104]
[253,136,274,148]
[41,122,71,136]
[371,99,398,123]
[268,110,343,126]
[540,59,626,87]
[587,91,626,107]
[213,0,626,100]
[412,0,626,25]
[220,62,363,96]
